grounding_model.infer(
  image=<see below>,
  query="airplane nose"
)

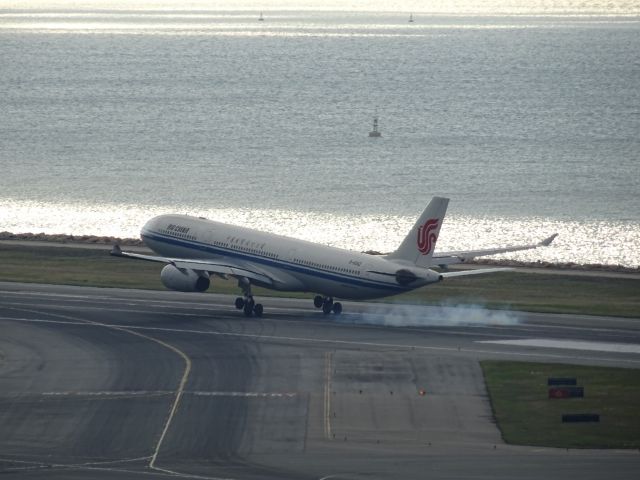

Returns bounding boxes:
[141,216,160,239]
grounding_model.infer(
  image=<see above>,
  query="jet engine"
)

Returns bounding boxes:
[160,264,210,292]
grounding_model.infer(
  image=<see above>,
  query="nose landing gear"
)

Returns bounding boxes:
[314,295,342,315]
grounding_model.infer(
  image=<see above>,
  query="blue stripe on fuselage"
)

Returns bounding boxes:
[142,230,407,293]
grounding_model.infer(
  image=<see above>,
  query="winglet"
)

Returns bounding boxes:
[539,233,558,247]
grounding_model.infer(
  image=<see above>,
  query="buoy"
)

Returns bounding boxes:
[369,116,381,137]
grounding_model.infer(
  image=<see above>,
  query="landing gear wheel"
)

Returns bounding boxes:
[243,298,255,317]
[332,302,342,315]
[322,298,334,315]
[313,295,324,308]
[237,277,260,317]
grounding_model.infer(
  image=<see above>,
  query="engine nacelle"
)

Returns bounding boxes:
[160,264,210,292]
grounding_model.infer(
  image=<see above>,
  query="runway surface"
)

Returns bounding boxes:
[1,282,639,479]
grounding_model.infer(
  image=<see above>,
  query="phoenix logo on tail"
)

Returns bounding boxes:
[417,218,439,255]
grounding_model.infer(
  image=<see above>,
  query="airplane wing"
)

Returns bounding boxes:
[432,233,558,267]
[110,245,274,285]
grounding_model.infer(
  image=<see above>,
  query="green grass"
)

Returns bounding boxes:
[1,243,640,317]
[0,245,166,289]
[481,361,640,448]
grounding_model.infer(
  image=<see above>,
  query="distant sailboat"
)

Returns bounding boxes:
[258,12,264,21]
[409,13,414,23]
[369,116,381,137]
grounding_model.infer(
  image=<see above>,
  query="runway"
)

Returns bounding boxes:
[1,282,639,479]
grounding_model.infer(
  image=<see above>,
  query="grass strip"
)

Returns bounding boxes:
[481,360,640,449]
[1,243,639,317]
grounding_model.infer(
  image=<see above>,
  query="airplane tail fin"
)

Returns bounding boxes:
[387,197,449,268]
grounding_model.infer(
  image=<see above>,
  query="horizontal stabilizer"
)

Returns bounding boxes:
[433,233,558,266]
[440,267,513,278]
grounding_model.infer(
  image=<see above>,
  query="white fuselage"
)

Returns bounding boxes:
[141,214,441,300]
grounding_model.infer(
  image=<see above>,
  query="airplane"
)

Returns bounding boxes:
[110,197,557,317]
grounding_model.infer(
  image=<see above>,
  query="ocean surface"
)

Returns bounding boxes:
[1,3,639,266]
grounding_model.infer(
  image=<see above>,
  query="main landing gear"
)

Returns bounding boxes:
[235,278,263,317]
[314,295,342,315]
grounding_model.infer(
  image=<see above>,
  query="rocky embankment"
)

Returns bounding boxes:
[0,231,144,246]
[470,258,639,274]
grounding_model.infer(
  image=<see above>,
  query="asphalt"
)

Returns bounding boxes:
[1,282,639,479]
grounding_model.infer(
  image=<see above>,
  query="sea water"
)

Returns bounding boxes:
[1,2,638,266]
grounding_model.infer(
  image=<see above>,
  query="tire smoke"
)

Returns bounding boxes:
[342,303,520,328]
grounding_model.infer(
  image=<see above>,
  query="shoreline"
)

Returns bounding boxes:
[0,231,145,246]
[1,230,638,275]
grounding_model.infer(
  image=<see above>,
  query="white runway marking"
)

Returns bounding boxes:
[1,306,235,480]
[4,390,297,398]
[478,338,640,354]
[192,391,297,398]
[0,455,153,474]
[41,390,172,397]
[0,307,195,477]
